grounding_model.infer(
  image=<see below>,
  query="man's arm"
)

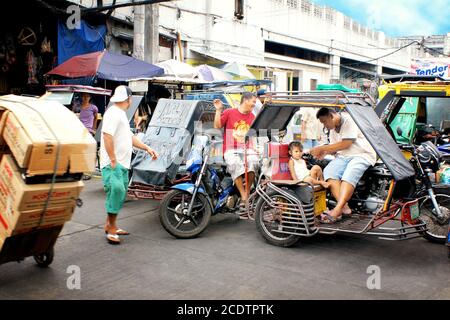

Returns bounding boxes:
[132,135,158,159]
[103,133,117,168]
[213,99,224,129]
[310,140,353,159]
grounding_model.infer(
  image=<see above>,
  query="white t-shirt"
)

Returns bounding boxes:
[100,105,133,169]
[299,108,323,140]
[330,113,377,166]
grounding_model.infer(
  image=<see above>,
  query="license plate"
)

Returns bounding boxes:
[410,202,420,220]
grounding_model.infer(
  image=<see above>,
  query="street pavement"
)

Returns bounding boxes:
[0,178,449,300]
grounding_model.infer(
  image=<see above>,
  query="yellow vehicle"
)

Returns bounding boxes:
[377,81,450,145]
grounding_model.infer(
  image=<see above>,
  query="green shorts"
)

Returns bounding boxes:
[102,164,129,214]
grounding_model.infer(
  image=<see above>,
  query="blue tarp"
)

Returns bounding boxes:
[58,20,106,65]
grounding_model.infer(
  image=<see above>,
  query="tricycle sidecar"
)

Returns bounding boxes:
[250,91,448,247]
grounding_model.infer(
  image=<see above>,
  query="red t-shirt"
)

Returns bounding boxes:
[220,108,255,153]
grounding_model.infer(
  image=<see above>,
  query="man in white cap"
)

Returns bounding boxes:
[100,85,158,244]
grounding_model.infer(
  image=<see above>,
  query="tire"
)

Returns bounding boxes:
[254,189,301,247]
[34,248,54,268]
[159,190,212,239]
[420,194,450,244]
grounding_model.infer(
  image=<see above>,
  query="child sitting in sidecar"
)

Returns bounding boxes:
[288,141,329,189]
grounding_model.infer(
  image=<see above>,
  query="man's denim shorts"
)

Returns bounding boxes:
[323,156,372,187]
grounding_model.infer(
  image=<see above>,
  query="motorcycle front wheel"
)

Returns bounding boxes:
[159,190,212,239]
[419,194,450,244]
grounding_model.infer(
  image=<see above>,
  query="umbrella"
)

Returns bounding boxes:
[46,50,164,81]
[195,64,233,82]
[156,59,197,78]
[221,62,256,79]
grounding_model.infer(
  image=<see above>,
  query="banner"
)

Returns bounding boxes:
[410,58,450,79]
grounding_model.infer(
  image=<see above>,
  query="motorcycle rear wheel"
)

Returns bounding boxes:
[159,190,211,239]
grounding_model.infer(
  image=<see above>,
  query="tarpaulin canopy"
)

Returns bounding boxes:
[221,62,256,79]
[196,64,233,82]
[57,20,106,65]
[156,59,197,78]
[47,50,164,81]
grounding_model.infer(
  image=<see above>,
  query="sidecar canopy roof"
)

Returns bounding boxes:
[249,91,416,181]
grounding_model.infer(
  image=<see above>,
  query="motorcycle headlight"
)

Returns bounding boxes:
[418,141,441,172]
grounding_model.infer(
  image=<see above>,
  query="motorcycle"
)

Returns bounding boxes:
[158,135,243,239]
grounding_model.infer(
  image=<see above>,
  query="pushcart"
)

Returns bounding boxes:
[0,225,63,268]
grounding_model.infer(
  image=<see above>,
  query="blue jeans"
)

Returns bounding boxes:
[323,156,371,187]
[303,139,319,150]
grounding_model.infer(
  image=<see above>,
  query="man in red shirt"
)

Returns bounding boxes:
[214,92,259,214]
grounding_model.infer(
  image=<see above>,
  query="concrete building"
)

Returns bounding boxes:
[68,0,419,91]
[396,34,450,58]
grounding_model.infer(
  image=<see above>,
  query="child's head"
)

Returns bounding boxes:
[288,141,303,159]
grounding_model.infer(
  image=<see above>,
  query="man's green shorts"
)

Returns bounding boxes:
[102,164,129,214]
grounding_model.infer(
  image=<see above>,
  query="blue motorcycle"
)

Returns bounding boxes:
[159,135,241,239]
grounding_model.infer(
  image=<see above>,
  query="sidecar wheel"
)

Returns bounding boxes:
[159,190,211,239]
[254,189,301,247]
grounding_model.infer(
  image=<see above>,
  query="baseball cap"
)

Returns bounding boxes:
[110,85,132,103]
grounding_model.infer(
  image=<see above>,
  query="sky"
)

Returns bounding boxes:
[312,0,450,37]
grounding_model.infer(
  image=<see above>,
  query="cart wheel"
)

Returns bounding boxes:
[76,198,83,207]
[34,248,54,268]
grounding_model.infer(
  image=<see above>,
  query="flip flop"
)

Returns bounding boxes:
[106,233,121,244]
[116,229,130,236]
[319,212,342,224]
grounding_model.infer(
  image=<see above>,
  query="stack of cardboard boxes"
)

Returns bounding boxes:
[0,95,97,252]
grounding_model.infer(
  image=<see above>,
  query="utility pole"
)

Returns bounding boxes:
[133,3,159,64]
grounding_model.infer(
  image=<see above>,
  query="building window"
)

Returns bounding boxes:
[325,8,336,24]
[313,5,323,18]
[301,0,311,14]
[352,21,358,32]
[344,17,351,30]
[272,0,284,5]
[287,0,298,9]
[360,26,367,36]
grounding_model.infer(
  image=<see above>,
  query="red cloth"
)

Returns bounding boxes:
[220,108,255,153]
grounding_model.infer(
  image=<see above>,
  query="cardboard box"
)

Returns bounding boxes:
[0,200,74,237]
[0,108,8,146]
[0,155,84,212]
[0,95,97,176]
[0,228,5,252]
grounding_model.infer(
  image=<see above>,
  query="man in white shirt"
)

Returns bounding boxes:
[298,107,323,150]
[100,85,158,244]
[310,107,376,224]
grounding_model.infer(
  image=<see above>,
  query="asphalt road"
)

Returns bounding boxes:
[0,178,449,300]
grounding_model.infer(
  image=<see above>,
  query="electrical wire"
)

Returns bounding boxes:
[340,41,418,66]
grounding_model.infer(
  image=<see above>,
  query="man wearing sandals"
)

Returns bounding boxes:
[310,108,376,224]
[100,85,158,244]
[213,92,259,217]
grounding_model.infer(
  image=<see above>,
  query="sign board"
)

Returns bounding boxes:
[411,58,450,79]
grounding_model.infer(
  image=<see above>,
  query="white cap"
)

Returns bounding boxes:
[110,85,132,103]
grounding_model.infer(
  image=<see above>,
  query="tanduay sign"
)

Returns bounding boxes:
[411,58,450,79]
